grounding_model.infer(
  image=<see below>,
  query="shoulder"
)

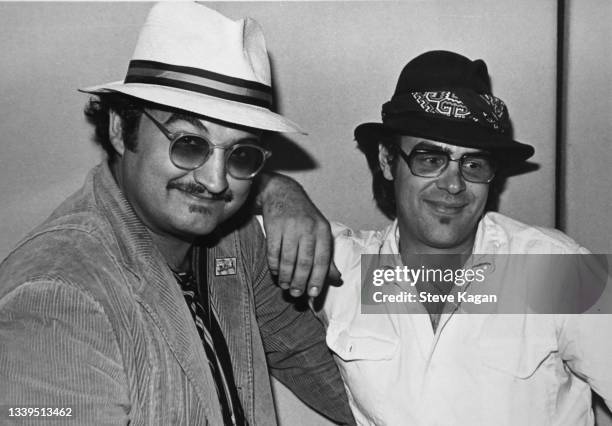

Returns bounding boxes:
[331,221,396,272]
[4,165,118,268]
[479,212,588,254]
[0,233,120,354]
[322,221,395,323]
[0,204,130,306]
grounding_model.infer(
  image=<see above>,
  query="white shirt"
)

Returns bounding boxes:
[324,212,612,426]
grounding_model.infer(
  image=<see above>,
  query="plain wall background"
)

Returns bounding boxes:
[565,0,612,254]
[0,1,560,262]
[0,2,609,425]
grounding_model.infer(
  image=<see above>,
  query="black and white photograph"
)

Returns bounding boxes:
[0,1,610,425]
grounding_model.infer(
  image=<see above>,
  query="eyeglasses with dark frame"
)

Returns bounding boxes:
[141,109,271,180]
[395,146,497,183]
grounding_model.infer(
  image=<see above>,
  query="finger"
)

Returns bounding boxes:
[289,236,316,297]
[277,230,299,291]
[305,227,333,297]
[265,223,282,277]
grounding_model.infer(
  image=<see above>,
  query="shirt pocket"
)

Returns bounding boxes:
[325,320,400,425]
[475,318,560,425]
[478,318,557,379]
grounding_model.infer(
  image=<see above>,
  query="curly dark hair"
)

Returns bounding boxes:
[84,93,145,161]
[359,135,505,220]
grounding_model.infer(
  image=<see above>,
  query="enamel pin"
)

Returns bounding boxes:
[215,257,237,276]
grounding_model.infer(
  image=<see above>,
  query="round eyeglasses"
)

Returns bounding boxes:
[396,147,497,183]
[142,109,271,180]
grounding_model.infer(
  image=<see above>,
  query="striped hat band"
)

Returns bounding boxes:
[125,59,273,109]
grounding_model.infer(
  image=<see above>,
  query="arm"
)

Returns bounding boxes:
[252,265,355,426]
[557,314,612,409]
[243,219,354,425]
[556,248,612,410]
[253,172,341,298]
[557,256,612,408]
[557,256,612,410]
[0,281,130,425]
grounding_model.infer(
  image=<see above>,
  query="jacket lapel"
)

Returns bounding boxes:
[93,162,223,423]
[206,229,255,421]
[135,256,223,423]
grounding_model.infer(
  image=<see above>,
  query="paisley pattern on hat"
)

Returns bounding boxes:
[412,91,508,131]
[480,94,507,130]
[412,91,470,119]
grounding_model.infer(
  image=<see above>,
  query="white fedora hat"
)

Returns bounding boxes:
[80,2,304,133]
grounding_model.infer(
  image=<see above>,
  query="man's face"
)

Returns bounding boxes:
[379,136,490,253]
[112,108,259,242]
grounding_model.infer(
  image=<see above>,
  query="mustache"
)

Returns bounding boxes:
[168,181,233,202]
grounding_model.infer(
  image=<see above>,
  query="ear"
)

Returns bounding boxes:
[378,143,394,181]
[108,110,125,157]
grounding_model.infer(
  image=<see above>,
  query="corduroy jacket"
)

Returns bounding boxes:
[0,162,353,425]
